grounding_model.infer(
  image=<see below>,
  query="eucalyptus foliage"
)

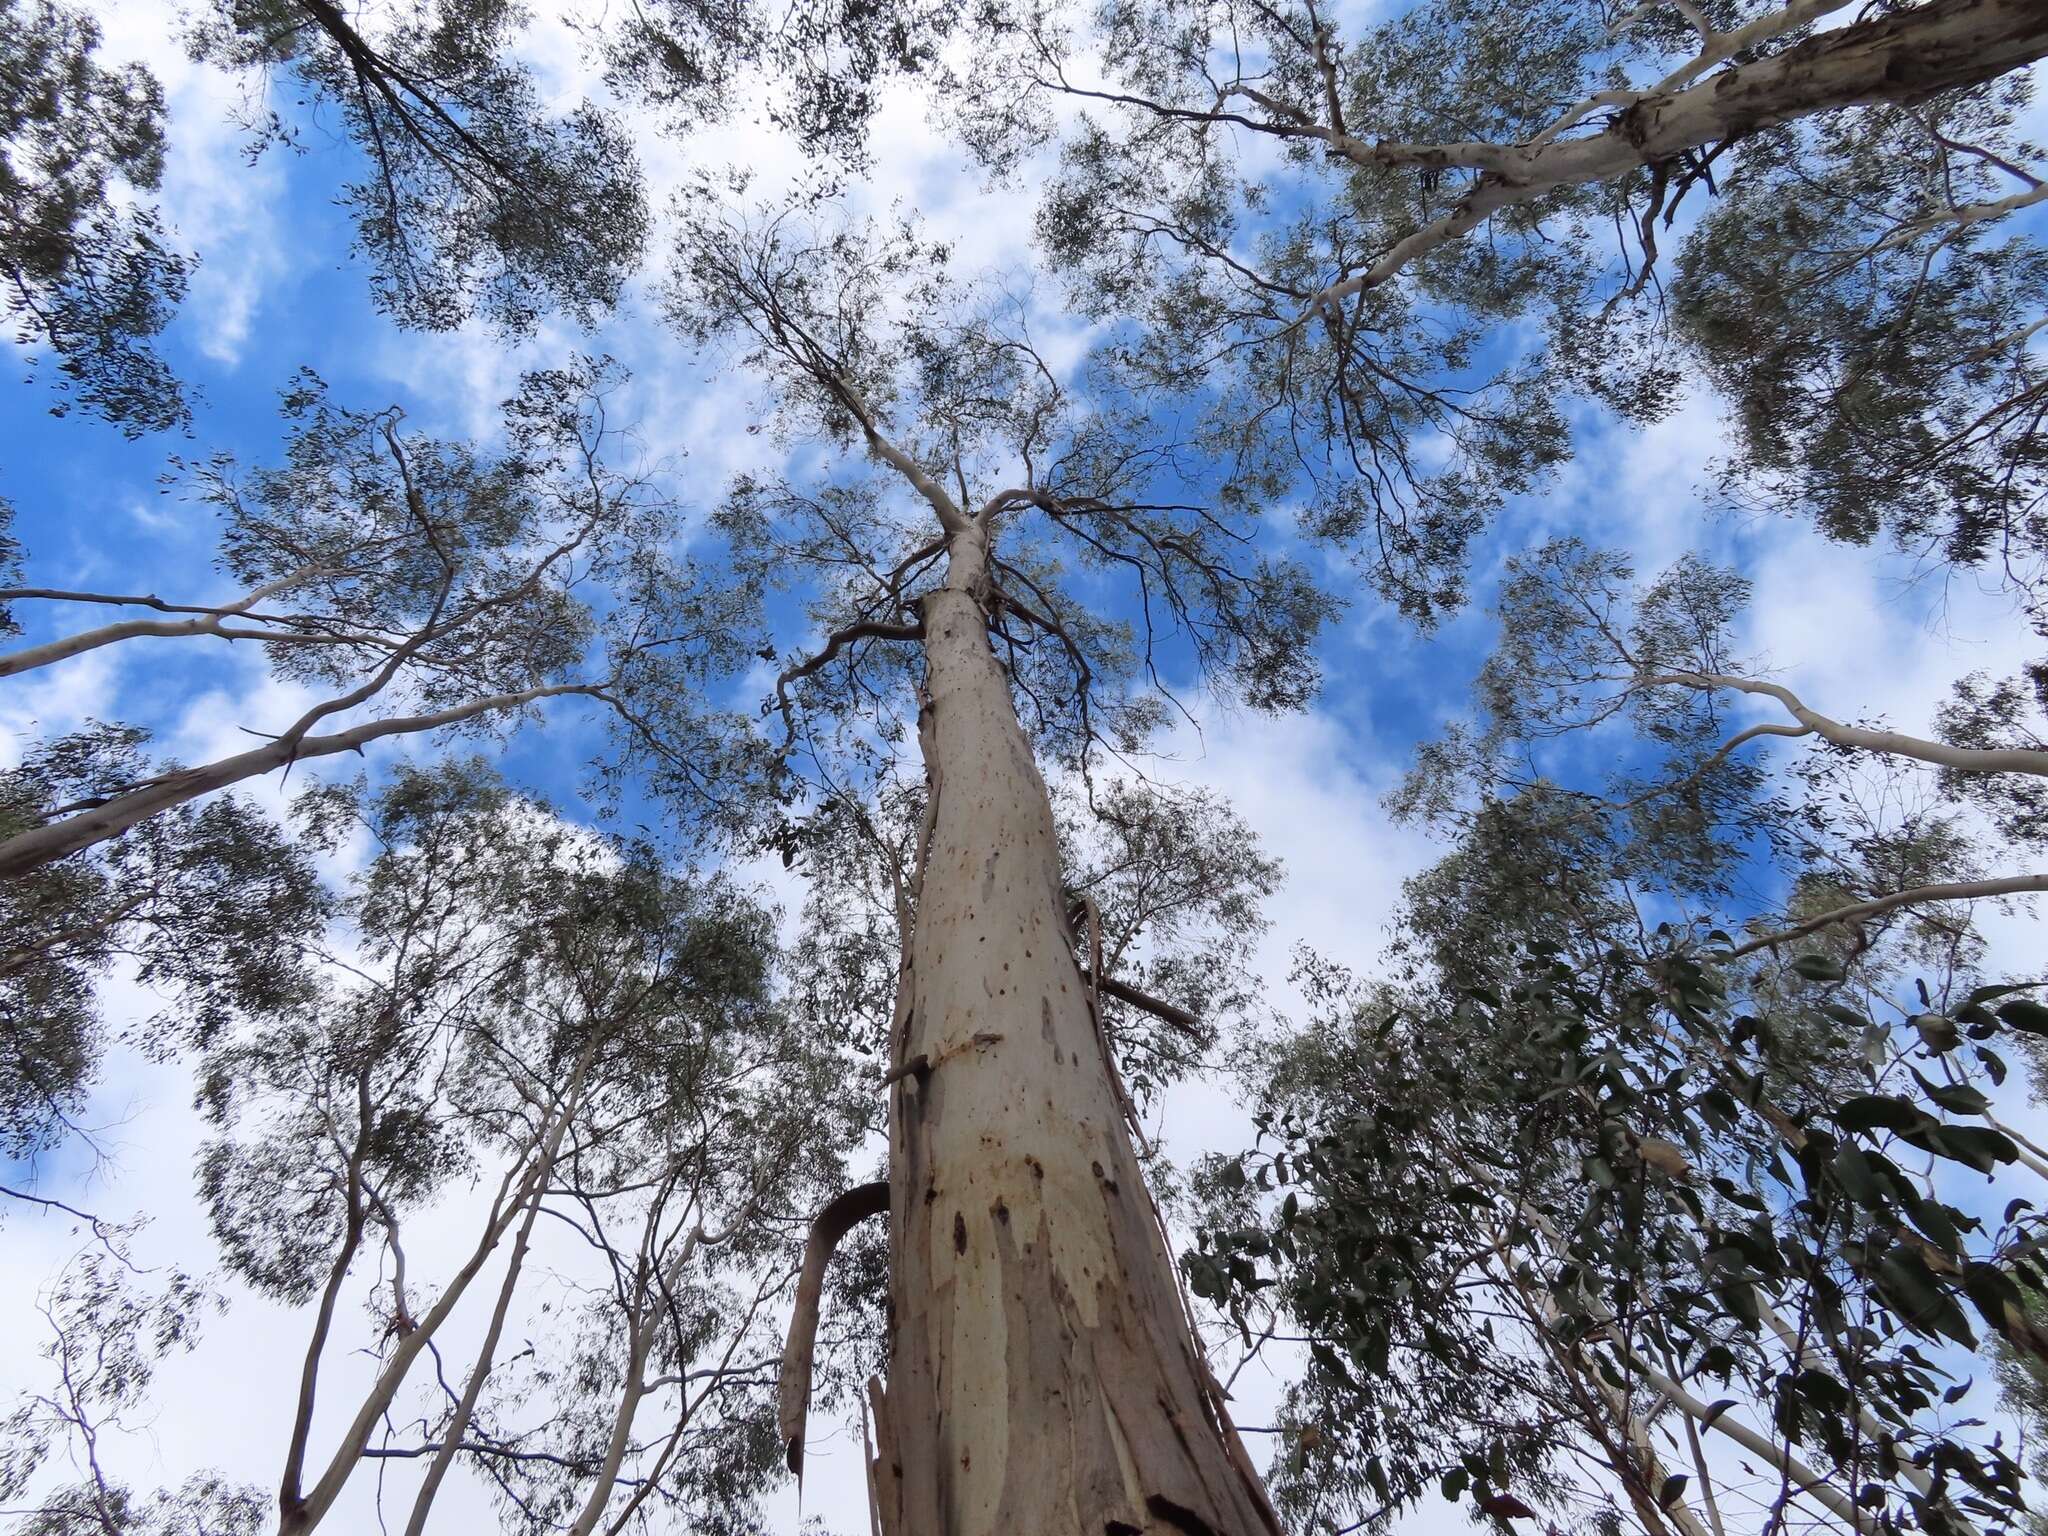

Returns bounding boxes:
[1,0,189,432]
[950,0,2048,618]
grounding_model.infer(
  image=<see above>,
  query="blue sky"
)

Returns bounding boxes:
[5,4,2048,1533]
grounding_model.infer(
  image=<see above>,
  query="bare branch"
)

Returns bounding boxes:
[778,1180,888,1477]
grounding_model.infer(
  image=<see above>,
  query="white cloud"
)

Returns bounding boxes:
[93,0,290,368]
[0,646,123,766]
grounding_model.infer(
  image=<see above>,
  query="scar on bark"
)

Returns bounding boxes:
[779,1180,889,1476]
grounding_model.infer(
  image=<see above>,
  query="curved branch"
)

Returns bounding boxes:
[779,1180,889,1477]
[1646,670,2048,777]
[1300,0,2048,315]
[1876,178,2048,252]
[1723,872,2048,957]
[0,569,364,678]
[1621,720,1811,810]
[771,618,925,748]
[0,682,601,881]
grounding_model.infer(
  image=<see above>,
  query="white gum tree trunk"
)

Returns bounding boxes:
[870,525,1278,1536]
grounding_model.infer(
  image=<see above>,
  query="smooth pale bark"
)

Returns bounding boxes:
[567,1310,655,1536]
[280,1060,589,1536]
[399,1183,546,1536]
[0,569,342,679]
[1723,872,2048,957]
[782,1180,890,1472]
[1304,0,2048,312]
[1649,671,2048,779]
[871,523,1277,1536]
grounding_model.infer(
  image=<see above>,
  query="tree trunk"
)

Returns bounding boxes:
[872,523,1277,1536]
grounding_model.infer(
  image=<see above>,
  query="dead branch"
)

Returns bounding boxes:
[778,1180,889,1477]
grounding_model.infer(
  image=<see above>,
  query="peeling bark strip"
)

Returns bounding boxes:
[781,1180,891,1474]
[876,526,1279,1536]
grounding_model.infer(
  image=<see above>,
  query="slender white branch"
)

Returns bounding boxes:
[1300,0,2048,315]
[1725,872,2048,957]
[0,682,600,881]
[0,568,359,678]
[1520,1207,1877,1535]
[1877,179,2048,251]
[1646,670,2048,776]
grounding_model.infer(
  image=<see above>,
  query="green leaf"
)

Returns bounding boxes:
[1921,1123,2018,1174]
[1978,1046,2009,1086]
[1922,1081,1989,1116]
[1910,1013,1961,1053]
[1905,1198,1963,1256]
[1791,954,1846,982]
[1831,1143,1881,1206]
[1310,1339,1357,1390]
[1874,1251,1977,1347]
[1795,1368,1849,1412]
[1968,982,2040,1007]
[1961,1262,2023,1339]
[1997,999,2048,1036]
[1836,1095,1928,1135]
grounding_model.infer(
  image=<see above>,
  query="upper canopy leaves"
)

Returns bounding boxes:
[950,0,2048,621]
[1,0,191,433]
[670,193,1340,784]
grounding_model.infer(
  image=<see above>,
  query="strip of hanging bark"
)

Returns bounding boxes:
[779,1180,889,1476]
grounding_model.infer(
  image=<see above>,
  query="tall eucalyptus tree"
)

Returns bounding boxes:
[2,0,958,434]
[1,0,190,433]
[2,758,860,1534]
[0,357,756,886]
[668,196,1329,1536]
[1191,540,2048,1536]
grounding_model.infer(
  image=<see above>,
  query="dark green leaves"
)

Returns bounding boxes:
[0,0,190,431]
[1835,1095,1924,1135]
[1835,1094,2015,1173]
[1996,998,2048,1036]
[1873,1249,1977,1348]
[1790,954,1847,983]
[1918,1079,1989,1117]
